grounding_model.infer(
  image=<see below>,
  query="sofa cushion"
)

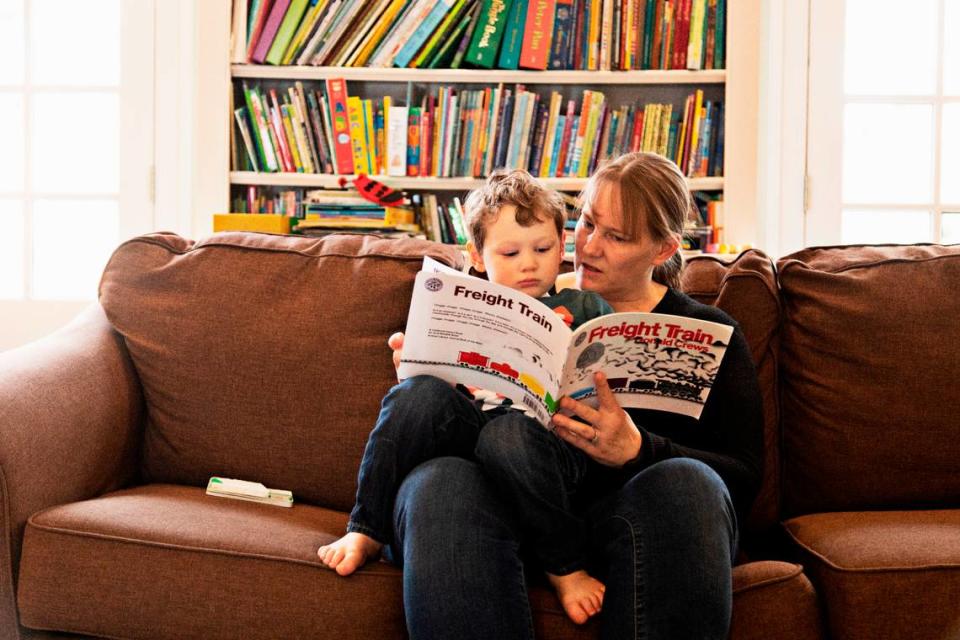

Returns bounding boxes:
[98,232,464,511]
[777,244,960,514]
[681,250,781,534]
[784,510,960,640]
[16,485,611,640]
[729,561,825,640]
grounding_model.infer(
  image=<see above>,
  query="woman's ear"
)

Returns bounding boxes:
[467,242,486,273]
[652,235,681,266]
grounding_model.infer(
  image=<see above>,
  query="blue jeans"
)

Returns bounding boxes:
[382,384,739,640]
[348,375,590,575]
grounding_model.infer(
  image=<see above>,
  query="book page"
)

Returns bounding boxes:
[559,313,734,419]
[399,269,573,426]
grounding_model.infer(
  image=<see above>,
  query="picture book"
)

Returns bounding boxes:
[399,258,734,427]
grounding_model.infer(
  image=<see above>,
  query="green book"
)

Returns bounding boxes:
[496,0,527,70]
[464,0,514,68]
[265,0,310,65]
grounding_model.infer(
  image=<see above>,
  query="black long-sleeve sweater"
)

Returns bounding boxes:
[592,287,764,528]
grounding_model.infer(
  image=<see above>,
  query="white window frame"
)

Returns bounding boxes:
[806,0,953,246]
[0,0,155,349]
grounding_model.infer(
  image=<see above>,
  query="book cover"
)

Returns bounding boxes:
[243,83,280,172]
[265,0,309,64]
[406,106,422,176]
[280,104,305,172]
[332,0,393,66]
[371,0,435,67]
[296,0,342,64]
[324,78,355,175]
[426,5,474,67]
[519,0,556,70]
[291,84,321,173]
[497,0,528,69]
[465,0,514,68]
[386,104,409,176]
[246,0,275,62]
[281,0,327,64]
[268,89,296,172]
[311,1,369,65]
[251,0,292,64]
[352,0,409,66]
[400,259,734,426]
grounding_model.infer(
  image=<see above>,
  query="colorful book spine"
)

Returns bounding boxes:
[243,83,280,172]
[251,0,292,64]
[394,0,457,68]
[413,0,471,68]
[265,0,309,64]
[451,1,483,68]
[233,107,259,171]
[405,107,421,176]
[465,0,514,68]
[547,0,573,69]
[324,78,355,174]
[519,0,556,70]
[497,0,528,69]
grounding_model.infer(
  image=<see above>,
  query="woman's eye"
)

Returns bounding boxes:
[609,233,625,243]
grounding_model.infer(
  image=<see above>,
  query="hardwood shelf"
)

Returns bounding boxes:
[229,172,724,192]
[231,65,726,85]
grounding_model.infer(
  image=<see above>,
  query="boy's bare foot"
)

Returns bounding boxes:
[317,532,383,576]
[547,570,605,625]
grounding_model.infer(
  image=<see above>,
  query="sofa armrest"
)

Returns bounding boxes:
[0,304,143,637]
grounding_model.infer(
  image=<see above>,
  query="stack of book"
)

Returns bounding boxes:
[292,188,421,237]
[234,79,723,179]
[230,0,726,71]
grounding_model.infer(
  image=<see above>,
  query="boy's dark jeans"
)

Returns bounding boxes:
[347,374,589,575]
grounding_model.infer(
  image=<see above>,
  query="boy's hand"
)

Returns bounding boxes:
[551,372,643,467]
[388,332,405,379]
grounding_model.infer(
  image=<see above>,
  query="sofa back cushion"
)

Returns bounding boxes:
[681,249,781,534]
[99,232,464,511]
[777,244,960,515]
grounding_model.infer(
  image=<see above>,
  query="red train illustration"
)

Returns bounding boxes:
[458,351,489,367]
[490,361,519,379]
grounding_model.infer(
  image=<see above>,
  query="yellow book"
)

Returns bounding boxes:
[346,96,372,174]
[658,104,672,157]
[213,214,292,234]
[363,98,377,175]
[587,0,601,70]
[687,89,704,174]
[281,104,304,172]
[289,100,316,174]
[351,0,408,67]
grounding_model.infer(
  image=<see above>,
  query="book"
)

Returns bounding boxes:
[394,0,457,68]
[251,0,292,63]
[497,0,528,69]
[265,0,310,64]
[399,258,734,427]
[324,78,355,174]
[233,107,260,171]
[246,0,275,62]
[465,0,514,68]
[518,0,555,70]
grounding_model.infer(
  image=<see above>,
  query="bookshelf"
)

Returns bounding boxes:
[207,0,761,245]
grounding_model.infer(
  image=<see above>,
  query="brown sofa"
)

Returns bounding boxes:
[2,232,957,639]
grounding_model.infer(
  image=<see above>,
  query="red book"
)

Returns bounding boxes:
[419,105,432,177]
[674,0,691,69]
[630,107,645,153]
[251,0,291,64]
[324,78,355,175]
[519,0,557,70]
[268,89,295,172]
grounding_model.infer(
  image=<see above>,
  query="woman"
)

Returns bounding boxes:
[384,152,763,639]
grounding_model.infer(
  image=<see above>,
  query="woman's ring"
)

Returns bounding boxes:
[590,428,600,445]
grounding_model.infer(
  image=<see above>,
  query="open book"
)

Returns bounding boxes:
[398,258,733,427]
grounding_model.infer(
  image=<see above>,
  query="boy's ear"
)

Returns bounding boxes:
[466,242,486,272]
[652,235,681,266]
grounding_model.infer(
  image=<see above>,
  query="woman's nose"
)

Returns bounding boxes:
[582,232,601,256]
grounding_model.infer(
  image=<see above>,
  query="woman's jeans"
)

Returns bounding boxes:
[355,376,738,639]
[348,375,590,575]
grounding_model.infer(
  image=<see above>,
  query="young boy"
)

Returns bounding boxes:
[319,170,612,625]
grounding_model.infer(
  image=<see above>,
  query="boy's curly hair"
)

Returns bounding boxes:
[463,170,566,252]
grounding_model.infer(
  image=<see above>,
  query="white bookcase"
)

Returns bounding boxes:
[198,0,761,245]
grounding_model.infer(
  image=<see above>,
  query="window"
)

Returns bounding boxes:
[806,0,958,246]
[0,0,154,301]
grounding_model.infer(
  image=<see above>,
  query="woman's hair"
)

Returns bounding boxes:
[463,169,566,251]
[580,152,692,290]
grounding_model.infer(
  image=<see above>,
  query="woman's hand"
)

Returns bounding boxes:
[552,372,643,467]
[388,332,405,379]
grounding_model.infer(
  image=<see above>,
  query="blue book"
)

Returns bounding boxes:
[497,0,528,69]
[506,92,528,169]
[548,114,565,176]
[548,0,574,70]
[562,115,579,175]
[493,90,514,169]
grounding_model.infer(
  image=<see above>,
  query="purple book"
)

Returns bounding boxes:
[251,0,292,64]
